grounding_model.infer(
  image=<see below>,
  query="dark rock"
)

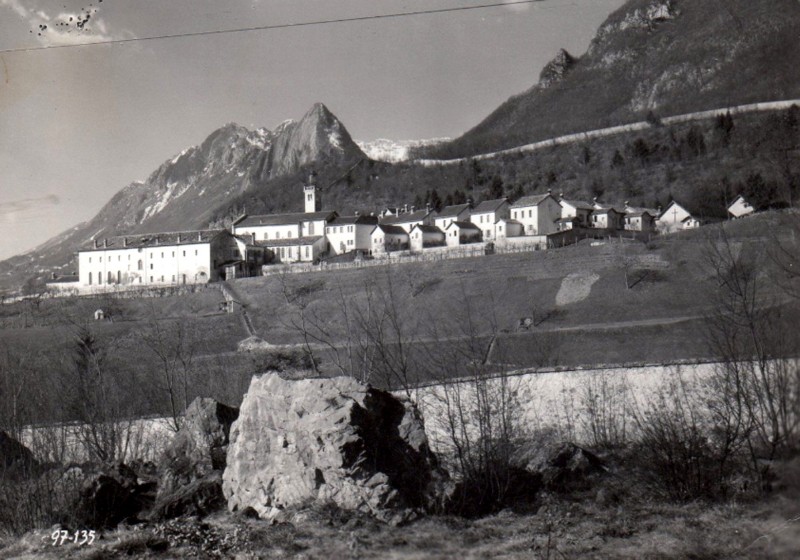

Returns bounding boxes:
[512,441,606,492]
[152,398,239,519]
[0,430,39,479]
[75,464,151,529]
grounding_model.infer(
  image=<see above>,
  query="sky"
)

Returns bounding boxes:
[0,0,625,260]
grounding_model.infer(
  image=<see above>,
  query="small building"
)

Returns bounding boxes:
[623,210,656,232]
[434,203,472,232]
[727,195,755,219]
[470,198,510,241]
[326,215,379,256]
[656,201,697,233]
[380,207,436,233]
[555,217,579,231]
[370,224,409,255]
[511,193,562,236]
[590,206,625,230]
[558,197,594,228]
[409,224,446,251]
[445,221,482,247]
[495,218,524,239]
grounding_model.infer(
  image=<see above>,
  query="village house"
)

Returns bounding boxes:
[559,196,594,227]
[470,198,510,241]
[370,224,409,255]
[494,218,524,240]
[325,214,379,256]
[511,193,562,236]
[445,221,482,247]
[77,229,266,288]
[590,206,625,230]
[555,217,580,231]
[409,224,446,251]
[656,201,700,232]
[727,195,755,219]
[434,203,472,232]
[380,207,436,233]
[622,203,657,232]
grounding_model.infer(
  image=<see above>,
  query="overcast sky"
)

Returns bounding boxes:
[0,0,624,260]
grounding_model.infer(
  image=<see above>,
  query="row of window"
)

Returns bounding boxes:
[87,271,194,285]
[326,225,355,234]
[88,249,199,264]
[510,209,535,220]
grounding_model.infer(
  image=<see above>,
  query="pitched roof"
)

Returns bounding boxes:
[559,199,594,211]
[374,224,408,235]
[436,203,471,218]
[410,224,444,234]
[81,229,226,252]
[380,208,433,225]
[328,215,379,226]
[256,236,324,248]
[625,210,654,218]
[473,198,508,214]
[512,194,553,208]
[592,206,625,215]
[447,221,481,231]
[236,211,336,227]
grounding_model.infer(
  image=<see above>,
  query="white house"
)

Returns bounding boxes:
[409,224,446,251]
[445,221,482,247]
[623,210,655,232]
[77,229,266,288]
[727,195,755,219]
[511,193,562,236]
[434,203,471,232]
[494,219,524,240]
[470,198,510,240]
[590,206,625,230]
[370,224,409,255]
[325,215,379,256]
[380,208,436,233]
[232,210,336,244]
[656,201,698,232]
[559,197,594,228]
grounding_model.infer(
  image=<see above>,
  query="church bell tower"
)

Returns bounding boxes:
[303,171,320,213]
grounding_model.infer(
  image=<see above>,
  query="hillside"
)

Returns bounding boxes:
[419,0,800,159]
[0,103,365,291]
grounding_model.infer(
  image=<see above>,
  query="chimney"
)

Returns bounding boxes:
[624,200,630,207]
[370,212,375,217]
[404,203,408,214]
[593,196,598,203]
[103,238,108,248]
[123,237,128,247]
[559,192,565,200]
[198,232,202,242]
[94,239,99,249]
[51,272,57,280]
[426,203,431,213]
[177,233,182,243]
[547,189,552,196]
[410,205,416,213]
[154,235,159,246]
[467,197,474,208]
[354,211,360,217]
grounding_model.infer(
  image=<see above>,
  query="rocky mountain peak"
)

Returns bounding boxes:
[538,48,577,89]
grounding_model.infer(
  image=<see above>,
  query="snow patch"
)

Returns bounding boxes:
[356,137,450,162]
[141,181,191,221]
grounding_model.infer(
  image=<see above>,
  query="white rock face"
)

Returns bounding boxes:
[222,373,446,523]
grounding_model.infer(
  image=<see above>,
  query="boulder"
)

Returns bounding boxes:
[512,441,606,492]
[223,374,447,524]
[75,463,154,529]
[152,398,239,519]
[0,430,38,479]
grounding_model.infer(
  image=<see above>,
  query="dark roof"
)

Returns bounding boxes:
[256,236,323,248]
[411,224,444,234]
[81,229,226,252]
[448,221,481,231]
[328,215,379,226]
[473,198,508,214]
[512,194,552,208]
[559,199,594,211]
[374,224,408,235]
[236,211,336,227]
[436,203,471,218]
[625,210,654,218]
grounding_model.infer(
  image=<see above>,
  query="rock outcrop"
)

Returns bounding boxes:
[75,463,156,529]
[538,49,576,89]
[152,398,239,519]
[223,374,447,524]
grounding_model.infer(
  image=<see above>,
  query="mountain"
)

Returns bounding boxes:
[0,103,365,290]
[422,0,800,159]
